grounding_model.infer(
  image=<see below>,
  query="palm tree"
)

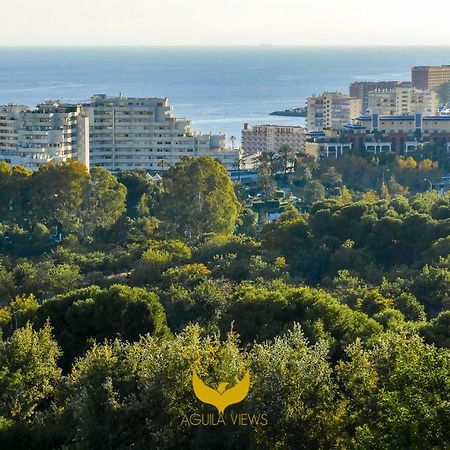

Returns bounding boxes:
[232,154,244,181]
[157,157,169,171]
[255,152,275,197]
[278,144,296,174]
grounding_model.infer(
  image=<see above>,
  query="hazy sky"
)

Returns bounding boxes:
[2,0,450,46]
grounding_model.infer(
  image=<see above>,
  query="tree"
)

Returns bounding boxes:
[249,325,345,449]
[0,323,61,421]
[35,285,170,369]
[421,311,450,348]
[337,186,353,204]
[236,207,258,235]
[320,166,343,190]
[337,332,450,448]
[131,239,191,285]
[277,144,296,174]
[303,180,325,205]
[61,325,249,449]
[159,264,227,332]
[28,161,89,235]
[222,283,382,349]
[157,157,241,239]
[80,167,127,240]
[117,169,158,217]
[387,176,408,197]
[361,190,378,203]
[255,152,277,197]
[0,165,32,226]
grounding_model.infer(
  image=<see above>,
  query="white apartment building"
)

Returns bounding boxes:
[367,83,438,116]
[241,123,306,154]
[306,92,361,131]
[82,95,239,171]
[0,105,29,152]
[0,101,89,171]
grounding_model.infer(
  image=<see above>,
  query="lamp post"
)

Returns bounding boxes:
[424,178,433,192]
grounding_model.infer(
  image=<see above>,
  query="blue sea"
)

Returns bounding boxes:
[1,46,450,143]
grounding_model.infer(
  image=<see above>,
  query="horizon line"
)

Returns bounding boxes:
[1,44,450,49]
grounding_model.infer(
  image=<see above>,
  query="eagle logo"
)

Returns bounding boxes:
[192,370,250,414]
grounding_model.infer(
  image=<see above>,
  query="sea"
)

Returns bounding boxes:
[1,46,450,144]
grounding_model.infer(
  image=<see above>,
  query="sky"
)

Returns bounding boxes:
[1,0,450,46]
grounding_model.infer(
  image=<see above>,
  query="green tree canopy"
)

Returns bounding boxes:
[157,157,241,240]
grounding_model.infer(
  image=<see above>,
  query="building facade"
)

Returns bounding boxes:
[343,113,450,154]
[0,101,89,171]
[306,92,361,131]
[305,140,352,159]
[82,95,239,171]
[0,105,30,152]
[304,113,450,159]
[0,95,239,172]
[367,83,438,116]
[241,123,306,154]
[412,65,450,91]
[349,81,402,114]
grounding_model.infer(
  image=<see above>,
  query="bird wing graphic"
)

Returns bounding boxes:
[192,370,251,414]
[221,370,250,412]
[192,370,223,414]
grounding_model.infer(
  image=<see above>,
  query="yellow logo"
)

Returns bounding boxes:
[192,370,250,414]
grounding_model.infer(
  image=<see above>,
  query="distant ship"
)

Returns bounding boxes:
[269,107,306,117]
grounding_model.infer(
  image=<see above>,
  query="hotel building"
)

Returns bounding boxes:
[241,123,306,154]
[412,65,450,91]
[343,113,450,154]
[82,95,239,172]
[367,83,438,116]
[304,113,450,159]
[0,101,89,171]
[306,92,361,131]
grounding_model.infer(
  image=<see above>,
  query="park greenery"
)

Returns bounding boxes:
[0,152,450,449]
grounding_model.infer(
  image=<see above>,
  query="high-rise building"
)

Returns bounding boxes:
[0,101,89,171]
[367,83,438,116]
[0,105,30,152]
[412,65,450,91]
[349,81,402,113]
[241,123,306,154]
[306,92,361,131]
[82,95,239,171]
[0,95,239,172]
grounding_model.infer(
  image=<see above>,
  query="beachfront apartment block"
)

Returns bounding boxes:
[0,105,29,152]
[82,95,239,172]
[0,95,239,172]
[306,92,361,131]
[412,65,450,91]
[241,123,306,154]
[0,102,89,171]
[367,83,438,116]
[349,81,402,114]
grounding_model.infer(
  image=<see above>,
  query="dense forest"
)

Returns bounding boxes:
[0,155,450,449]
